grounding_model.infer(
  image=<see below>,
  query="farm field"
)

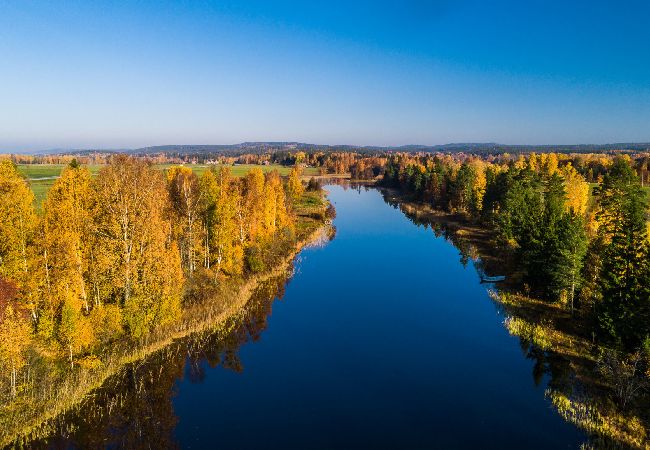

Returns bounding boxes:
[17,163,319,206]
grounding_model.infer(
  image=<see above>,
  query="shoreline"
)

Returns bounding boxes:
[3,220,332,448]
[379,186,649,449]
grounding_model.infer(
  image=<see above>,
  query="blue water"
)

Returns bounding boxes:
[171,185,585,449]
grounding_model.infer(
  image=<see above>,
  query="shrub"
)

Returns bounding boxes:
[307,177,321,192]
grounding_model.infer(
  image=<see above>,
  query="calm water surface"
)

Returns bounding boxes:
[45,185,587,449]
[173,185,584,449]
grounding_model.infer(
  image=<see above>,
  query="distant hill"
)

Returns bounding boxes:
[132,142,650,156]
[17,141,650,156]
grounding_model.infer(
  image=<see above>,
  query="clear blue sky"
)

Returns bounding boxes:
[1,0,649,151]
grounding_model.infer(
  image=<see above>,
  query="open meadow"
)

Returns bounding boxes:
[17,163,319,206]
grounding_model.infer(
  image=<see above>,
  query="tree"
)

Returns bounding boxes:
[92,156,184,338]
[167,166,203,277]
[561,163,589,215]
[0,299,31,397]
[39,162,94,340]
[57,293,94,367]
[0,160,36,284]
[595,157,650,347]
[548,213,588,311]
[449,160,485,217]
[286,166,304,201]
[262,170,292,237]
[199,167,243,276]
[243,168,266,242]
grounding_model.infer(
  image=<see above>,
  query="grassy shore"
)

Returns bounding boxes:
[0,190,332,449]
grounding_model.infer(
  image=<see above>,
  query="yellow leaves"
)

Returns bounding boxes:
[514,155,527,170]
[199,168,244,276]
[535,152,559,176]
[469,159,487,213]
[166,165,193,182]
[527,152,539,172]
[40,164,94,316]
[93,156,184,337]
[76,355,102,371]
[243,168,267,242]
[167,166,203,276]
[90,303,123,345]
[0,160,36,283]
[0,303,31,370]
[287,166,304,201]
[560,163,589,215]
[58,292,95,363]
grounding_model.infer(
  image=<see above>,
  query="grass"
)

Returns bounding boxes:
[16,163,319,206]
[490,290,649,449]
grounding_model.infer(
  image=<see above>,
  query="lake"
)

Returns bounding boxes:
[38,184,586,449]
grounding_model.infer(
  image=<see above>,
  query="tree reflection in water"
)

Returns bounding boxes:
[379,187,649,449]
[34,274,290,449]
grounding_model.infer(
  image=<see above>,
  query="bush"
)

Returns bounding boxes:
[245,245,266,274]
[307,177,321,192]
[325,203,336,219]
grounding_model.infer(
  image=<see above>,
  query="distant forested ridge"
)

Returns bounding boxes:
[5,141,650,162]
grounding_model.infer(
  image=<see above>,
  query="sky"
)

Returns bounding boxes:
[1,0,649,151]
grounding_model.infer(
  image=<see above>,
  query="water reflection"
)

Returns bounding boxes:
[31,184,594,449]
[378,188,577,388]
[34,275,292,449]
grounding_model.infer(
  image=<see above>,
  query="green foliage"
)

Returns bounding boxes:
[384,153,649,351]
[244,245,266,274]
[595,158,650,347]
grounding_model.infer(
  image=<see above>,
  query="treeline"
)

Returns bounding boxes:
[270,151,386,177]
[0,155,308,399]
[383,152,650,350]
[2,153,113,165]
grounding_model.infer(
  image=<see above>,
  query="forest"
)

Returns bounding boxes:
[383,152,650,352]
[2,148,650,447]
[0,155,329,445]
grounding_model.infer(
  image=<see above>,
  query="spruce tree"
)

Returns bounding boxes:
[596,157,650,347]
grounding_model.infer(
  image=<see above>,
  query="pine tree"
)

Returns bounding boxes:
[595,157,650,347]
[548,213,588,311]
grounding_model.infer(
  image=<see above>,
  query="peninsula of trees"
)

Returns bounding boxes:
[0,155,326,445]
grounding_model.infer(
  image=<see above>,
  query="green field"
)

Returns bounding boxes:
[17,163,319,207]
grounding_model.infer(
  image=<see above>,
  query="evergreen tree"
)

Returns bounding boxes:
[547,213,588,311]
[595,157,650,347]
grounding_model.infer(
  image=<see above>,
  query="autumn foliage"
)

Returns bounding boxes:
[384,152,650,349]
[0,156,299,398]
